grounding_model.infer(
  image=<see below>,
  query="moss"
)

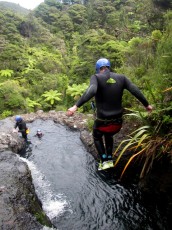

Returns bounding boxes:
[25,187,53,227]
[86,117,94,132]
[34,211,52,227]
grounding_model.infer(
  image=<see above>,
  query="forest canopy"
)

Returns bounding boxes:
[0,0,171,119]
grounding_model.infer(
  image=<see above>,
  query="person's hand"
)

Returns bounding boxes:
[13,128,18,133]
[145,105,153,112]
[66,105,78,116]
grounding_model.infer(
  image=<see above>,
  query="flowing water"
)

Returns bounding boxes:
[20,119,167,230]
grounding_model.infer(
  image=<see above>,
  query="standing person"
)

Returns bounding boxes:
[67,58,153,170]
[13,115,29,141]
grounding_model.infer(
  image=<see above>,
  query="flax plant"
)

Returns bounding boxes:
[113,110,172,180]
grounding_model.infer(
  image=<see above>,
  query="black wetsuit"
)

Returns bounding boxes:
[76,70,149,117]
[35,133,43,139]
[76,70,149,162]
[14,120,27,140]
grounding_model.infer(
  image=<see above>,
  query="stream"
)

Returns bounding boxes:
[20,119,167,230]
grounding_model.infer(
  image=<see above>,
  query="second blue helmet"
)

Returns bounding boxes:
[15,115,22,122]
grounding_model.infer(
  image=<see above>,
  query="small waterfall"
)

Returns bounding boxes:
[21,158,70,219]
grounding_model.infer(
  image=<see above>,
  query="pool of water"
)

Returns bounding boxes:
[21,119,167,230]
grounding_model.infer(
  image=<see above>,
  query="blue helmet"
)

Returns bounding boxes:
[95,58,110,73]
[15,115,22,122]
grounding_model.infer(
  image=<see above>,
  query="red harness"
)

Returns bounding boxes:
[97,124,122,133]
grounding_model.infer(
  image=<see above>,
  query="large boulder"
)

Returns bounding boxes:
[0,151,52,229]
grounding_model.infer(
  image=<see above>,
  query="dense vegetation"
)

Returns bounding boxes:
[0,0,171,176]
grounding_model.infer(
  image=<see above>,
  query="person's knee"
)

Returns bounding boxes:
[92,132,102,142]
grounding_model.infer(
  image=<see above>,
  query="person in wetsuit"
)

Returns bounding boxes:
[67,58,153,168]
[34,129,43,139]
[13,115,28,141]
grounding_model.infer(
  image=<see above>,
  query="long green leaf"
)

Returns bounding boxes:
[114,139,138,167]
[120,147,146,179]
[138,133,150,146]
[113,139,131,156]
[132,129,148,141]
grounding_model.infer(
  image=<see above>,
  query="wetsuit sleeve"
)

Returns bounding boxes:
[124,76,149,107]
[76,75,98,107]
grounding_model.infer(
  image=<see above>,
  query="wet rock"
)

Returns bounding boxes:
[0,132,24,153]
[0,151,52,230]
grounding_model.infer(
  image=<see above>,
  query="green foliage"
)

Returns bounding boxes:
[0,8,24,43]
[44,0,63,9]
[141,11,172,109]
[151,30,162,40]
[68,4,87,27]
[25,98,42,112]
[55,104,66,111]
[41,89,62,107]
[100,40,127,69]
[113,109,172,179]
[0,44,26,70]
[0,69,14,80]
[128,37,143,48]
[0,110,13,119]
[86,116,94,132]
[156,26,172,77]
[0,1,29,15]
[34,211,51,227]
[66,83,88,100]
[57,13,74,37]
[0,80,28,113]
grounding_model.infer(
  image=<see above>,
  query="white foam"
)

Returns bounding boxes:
[21,158,68,219]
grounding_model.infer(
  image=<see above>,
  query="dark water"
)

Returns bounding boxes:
[20,119,167,230]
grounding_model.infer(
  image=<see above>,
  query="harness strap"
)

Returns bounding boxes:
[96,117,122,122]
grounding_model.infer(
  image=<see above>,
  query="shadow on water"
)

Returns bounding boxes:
[18,119,169,230]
